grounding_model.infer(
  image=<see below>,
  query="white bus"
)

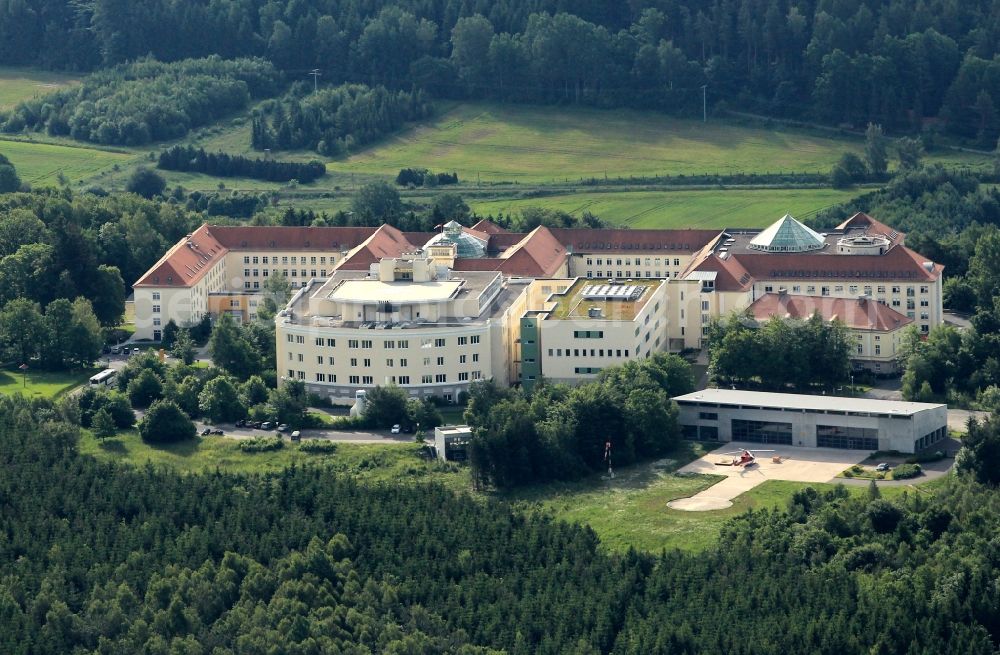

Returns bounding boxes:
[89,369,117,386]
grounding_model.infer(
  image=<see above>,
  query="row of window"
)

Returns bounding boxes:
[244,255,332,265]
[287,335,480,348]
[731,419,794,445]
[291,370,484,386]
[585,257,682,266]
[586,271,679,279]
[573,330,604,339]
[288,353,480,366]
[915,426,947,452]
[767,284,931,296]
[816,425,878,450]
[548,348,631,358]
[244,268,326,278]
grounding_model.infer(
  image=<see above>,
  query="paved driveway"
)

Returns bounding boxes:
[668,442,870,511]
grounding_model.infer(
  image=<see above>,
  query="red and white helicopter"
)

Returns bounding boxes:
[719,448,774,468]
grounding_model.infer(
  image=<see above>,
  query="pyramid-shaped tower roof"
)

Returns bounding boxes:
[747,214,825,253]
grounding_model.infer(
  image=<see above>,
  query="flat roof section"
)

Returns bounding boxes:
[547,277,661,321]
[328,279,462,304]
[672,388,944,417]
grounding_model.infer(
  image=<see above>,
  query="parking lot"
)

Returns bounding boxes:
[668,442,870,511]
[197,420,415,444]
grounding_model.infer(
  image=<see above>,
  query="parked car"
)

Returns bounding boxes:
[276,424,289,432]
[252,421,262,429]
[212,429,224,436]
[111,346,121,355]
[875,463,891,472]
[261,421,273,430]
[290,431,301,441]
[201,428,212,436]
[235,419,246,427]
[391,424,401,434]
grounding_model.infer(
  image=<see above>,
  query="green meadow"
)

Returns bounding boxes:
[0,138,134,186]
[0,66,79,109]
[0,365,96,399]
[317,103,989,184]
[470,187,859,228]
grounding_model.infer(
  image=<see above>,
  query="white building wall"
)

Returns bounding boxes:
[677,402,947,453]
[276,319,496,404]
[568,253,695,280]
[225,250,344,292]
[535,282,668,384]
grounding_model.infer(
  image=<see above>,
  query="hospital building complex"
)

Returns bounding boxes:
[134,212,943,402]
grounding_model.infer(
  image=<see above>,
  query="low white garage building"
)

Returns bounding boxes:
[673,389,947,454]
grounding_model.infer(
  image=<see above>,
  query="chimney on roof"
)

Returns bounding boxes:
[778,287,787,296]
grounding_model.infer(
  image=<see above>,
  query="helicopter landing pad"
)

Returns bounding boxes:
[667,442,868,512]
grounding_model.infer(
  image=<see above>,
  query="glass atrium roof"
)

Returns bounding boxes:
[423,220,487,258]
[747,214,825,253]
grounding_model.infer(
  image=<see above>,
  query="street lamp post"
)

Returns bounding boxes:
[18,363,28,388]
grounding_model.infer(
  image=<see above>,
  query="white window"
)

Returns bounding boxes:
[152,305,161,313]
[471,335,480,344]
[152,292,160,300]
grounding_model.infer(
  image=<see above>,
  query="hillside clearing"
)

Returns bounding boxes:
[0,138,134,185]
[0,66,80,109]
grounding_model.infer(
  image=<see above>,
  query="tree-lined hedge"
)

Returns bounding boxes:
[158,145,326,183]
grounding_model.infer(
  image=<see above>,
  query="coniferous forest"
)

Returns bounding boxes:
[4,391,1000,653]
[4,1,1000,140]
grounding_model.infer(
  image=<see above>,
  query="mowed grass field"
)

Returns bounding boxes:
[471,188,859,228]
[0,365,97,399]
[316,103,990,183]
[0,138,134,185]
[0,66,79,109]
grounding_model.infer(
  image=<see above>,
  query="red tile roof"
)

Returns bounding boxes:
[337,224,423,270]
[472,218,508,234]
[734,245,942,283]
[747,293,913,331]
[209,225,380,251]
[836,212,904,243]
[134,224,227,287]
[547,228,721,253]
[498,226,568,277]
